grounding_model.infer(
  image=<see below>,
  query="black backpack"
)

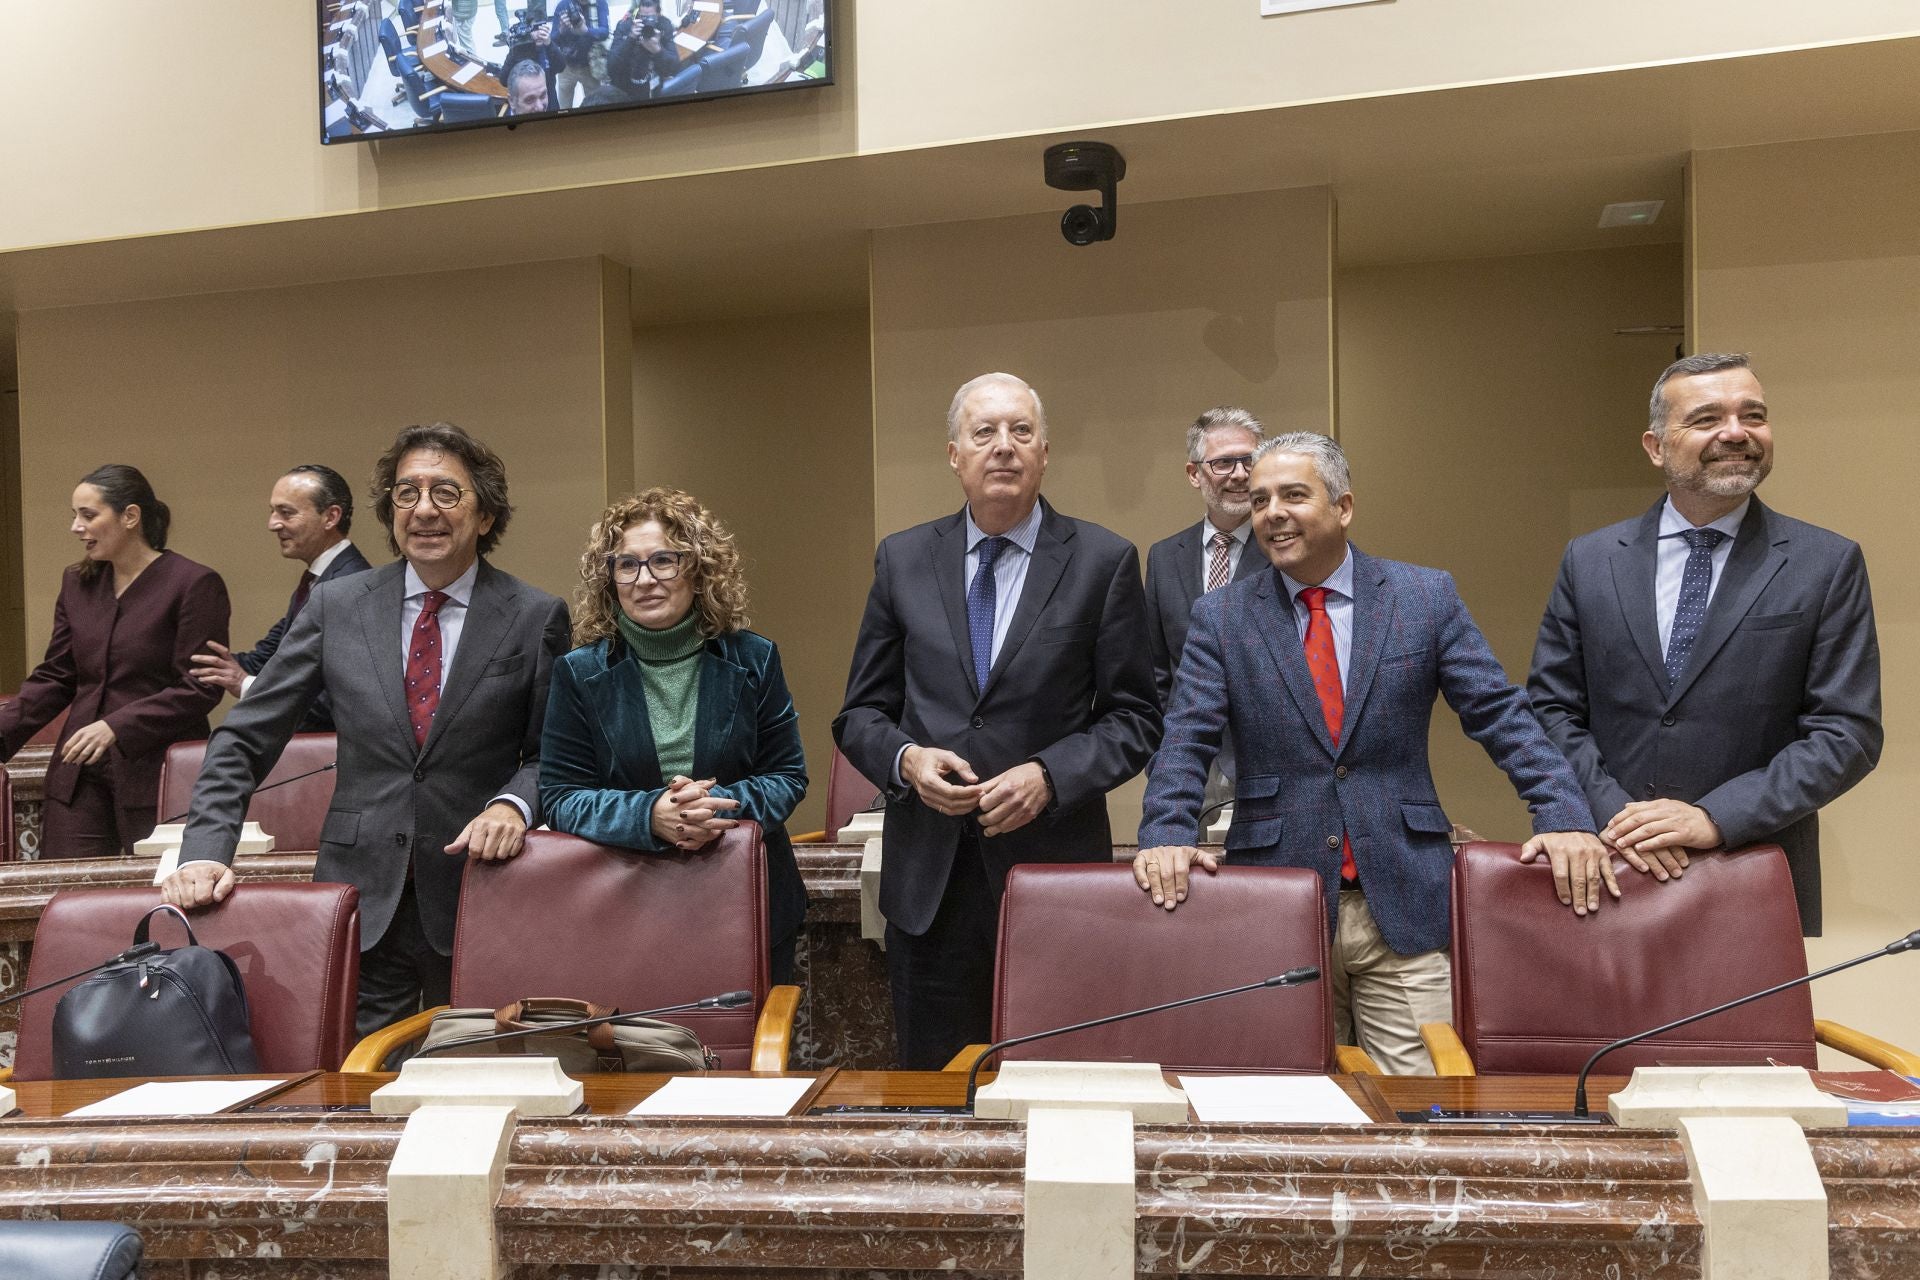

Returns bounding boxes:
[52,905,260,1079]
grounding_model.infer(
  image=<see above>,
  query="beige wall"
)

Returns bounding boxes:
[1337,244,1684,838]
[632,309,875,834]
[872,187,1335,838]
[7,0,1917,252]
[0,389,22,688]
[1691,130,1920,1055]
[14,258,618,687]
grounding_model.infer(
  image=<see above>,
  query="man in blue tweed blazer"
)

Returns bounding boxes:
[1135,433,1606,1073]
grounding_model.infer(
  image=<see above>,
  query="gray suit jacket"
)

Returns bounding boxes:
[1527,497,1882,934]
[1144,520,1264,709]
[181,559,571,953]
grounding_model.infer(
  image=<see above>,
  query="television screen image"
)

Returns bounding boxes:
[319,0,830,142]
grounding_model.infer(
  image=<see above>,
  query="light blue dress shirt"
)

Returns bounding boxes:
[1278,546,1356,694]
[892,501,1045,786]
[1654,497,1748,654]
[403,559,529,823]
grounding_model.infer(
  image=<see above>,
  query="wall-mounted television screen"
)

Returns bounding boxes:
[319,0,830,142]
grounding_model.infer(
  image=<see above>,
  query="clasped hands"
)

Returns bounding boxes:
[651,775,740,851]
[901,746,1049,838]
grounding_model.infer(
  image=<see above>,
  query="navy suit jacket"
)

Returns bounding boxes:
[1140,547,1594,956]
[1144,520,1263,709]
[1528,497,1882,934]
[835,498,1162,936]
[539,630,810,950]
[236,541,375,732]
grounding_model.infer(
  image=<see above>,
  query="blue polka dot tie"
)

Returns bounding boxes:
[967,537,1008,692]
[1664,528,1727,686]
[405,590,449,748]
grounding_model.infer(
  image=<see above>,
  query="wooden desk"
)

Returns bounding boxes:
[6,1071,1916,1276]
[411,0,508,98]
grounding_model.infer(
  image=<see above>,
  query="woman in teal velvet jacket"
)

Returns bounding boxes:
[540,488,809,984]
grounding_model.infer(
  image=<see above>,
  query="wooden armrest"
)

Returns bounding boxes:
[421,84,447,98]
[943,1043,990,1073]
[342,1006,445,1072]
[750,984,801,1072]
[0,1065,13,1084]
[1335,1044,1382,1075]
[1816,1019,1920,1076]
[789,830,827,844]
[1420,1022,1476,1077]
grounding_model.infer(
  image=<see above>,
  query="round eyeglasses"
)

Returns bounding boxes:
[388,481,471,510]
[608,551,688,584]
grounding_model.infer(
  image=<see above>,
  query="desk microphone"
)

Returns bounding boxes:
[414,990,754,1056]
[159,761,338,827]
[0,942,165,1009]
[963,966,1321,1108]
[1572,929,1920,1118]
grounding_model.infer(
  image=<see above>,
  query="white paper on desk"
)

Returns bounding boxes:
[422,40,448,57]
[674,31,706,52]
[450,62,480,84]
[629,1077,813,1117]
[66,1079,287,1118]
[692,1,722,11]
[1178,1074,1371,1124]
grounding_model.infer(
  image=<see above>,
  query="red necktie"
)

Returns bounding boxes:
[290,571,316,620]
[405,590,449,749]
[1298,586,1357,883]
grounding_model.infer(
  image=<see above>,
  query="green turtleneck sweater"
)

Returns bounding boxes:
[615,609,704,782]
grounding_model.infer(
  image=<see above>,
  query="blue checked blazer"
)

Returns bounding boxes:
[1139,546,1595,956]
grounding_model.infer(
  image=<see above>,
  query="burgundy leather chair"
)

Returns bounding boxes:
[345,824,800,1071]
[792,746,881,843]
[963,863,1358,1075]
[6,882,361,1081]
[1426,841,1920,1075]
[155,733,338,852]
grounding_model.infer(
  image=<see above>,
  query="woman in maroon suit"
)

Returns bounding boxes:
[0,465,230,857]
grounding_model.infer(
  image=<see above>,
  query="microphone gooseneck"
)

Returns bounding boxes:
[963,966,1320,1107]
[1571,931,1918,1118]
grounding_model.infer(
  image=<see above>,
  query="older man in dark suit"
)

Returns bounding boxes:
[163,423,570,1034]
[190,464,373,732]
[835,372,1162,1069]
[1144,406,1267,816]
[1136,433,1604,1074]
[1528,353,1882,935]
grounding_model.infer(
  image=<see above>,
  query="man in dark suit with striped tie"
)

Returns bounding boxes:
[1528,353,1882,934]
[1143,407,1268,816]
[191,465,373,731]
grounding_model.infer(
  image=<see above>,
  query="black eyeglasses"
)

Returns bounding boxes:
[608,551,688,584]
[1202,454,1255,477]
[388,482,471,510]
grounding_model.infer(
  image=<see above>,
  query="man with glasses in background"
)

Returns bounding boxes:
[1144,408,1267,818]
[162,423,570,1036]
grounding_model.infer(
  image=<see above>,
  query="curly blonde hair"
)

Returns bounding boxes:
[571,488,751,647]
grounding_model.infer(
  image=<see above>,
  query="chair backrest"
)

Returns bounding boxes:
[660,60,703,96]
[15,883,361,1080]
[697,42,753,92]
[823,746,881,838]
[993,863,1334,1073]
[727,8,775,65]
[156,734,338,852]
[450,825,771,1068]
[1451,841,1818,1074]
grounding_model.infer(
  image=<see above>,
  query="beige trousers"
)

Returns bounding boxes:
[1329,890,1452,1076]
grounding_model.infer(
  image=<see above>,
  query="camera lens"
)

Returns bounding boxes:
[1060,205,1104,246]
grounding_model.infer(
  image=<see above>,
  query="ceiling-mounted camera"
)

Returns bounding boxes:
[1044,141,1125,246]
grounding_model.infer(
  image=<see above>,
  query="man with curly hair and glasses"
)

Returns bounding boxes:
[163,422,571,1036]
[539,487,809,984]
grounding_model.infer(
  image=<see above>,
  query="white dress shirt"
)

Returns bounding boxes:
[1654,497,1748,653]
[1199,518,1252,590]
